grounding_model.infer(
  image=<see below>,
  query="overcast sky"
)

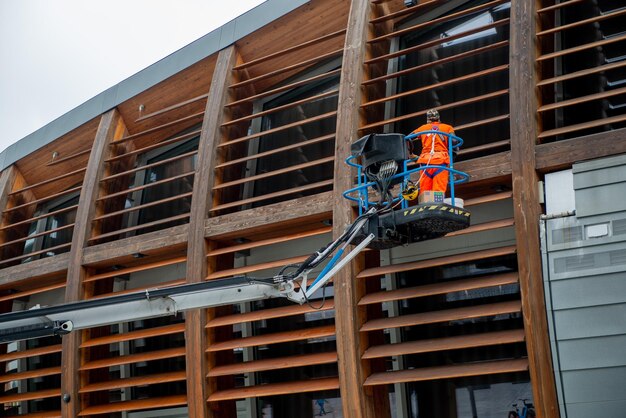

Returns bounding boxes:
[0,0,266,154]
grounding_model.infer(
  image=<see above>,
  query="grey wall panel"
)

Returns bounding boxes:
[567,399,626,418]
[544,163,626,418]
[573,153,626,173]
[548,241,626,281]
[573,155,626,217]
[561,366,626,403]
[553,303,626,340]
[574,182,626,217]
[550,273,626,310]
[546,214,626,252]
[574,162,626,190]
[557,334,626,370]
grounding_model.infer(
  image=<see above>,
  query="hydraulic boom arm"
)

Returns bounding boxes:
[0,227,374,344]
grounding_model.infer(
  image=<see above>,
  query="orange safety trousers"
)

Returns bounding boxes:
[420,167,449,193]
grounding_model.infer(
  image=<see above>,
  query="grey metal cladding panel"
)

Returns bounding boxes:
[573,163,626,190]
[558,334,626,371]
[553,303,626,340]
[573,153,626,176]
[575,182,626,217]
[231,0,309,39]
[561,366,626,403]
[550,272,626,310]
[548,241,626,280]
[547,213,626,252]
[567,399,626,418]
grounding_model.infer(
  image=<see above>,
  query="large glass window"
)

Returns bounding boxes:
[98,134,199,240]
[395,1,511,157]
[250,75,339,203]
[136,137,198,229]
[21,193,79,262]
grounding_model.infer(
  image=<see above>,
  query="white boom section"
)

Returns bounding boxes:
[0,234,374,343]
[304,233,374,298]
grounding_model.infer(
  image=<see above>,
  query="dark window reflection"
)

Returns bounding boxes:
[21,194,79,262]
[397,1,511,158]
[250,74,339,205]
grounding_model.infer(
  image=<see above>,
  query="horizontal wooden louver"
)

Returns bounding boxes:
[0,388,61,404]
[206,255,309,280]
[0,280,66,303]
[208,378,340,402]
[357,246,516,279]
[207,300,335,327]
[0,344,62,362]
[80,347,186,371]
[363,329,525,359]
[208,351,337,377]
[361,300,522,332]
[208,325,336,352]
[0,366,61,384]
[79,371,186,393]
[364,359,529,386]
[2,411,61,418]
[359,271,518,306]
[80,323,186,348]
[78,395,187,416]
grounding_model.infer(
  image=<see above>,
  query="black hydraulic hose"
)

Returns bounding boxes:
[282,207,379,280]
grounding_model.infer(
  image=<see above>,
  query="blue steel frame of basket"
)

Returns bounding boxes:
[343,131,469,215]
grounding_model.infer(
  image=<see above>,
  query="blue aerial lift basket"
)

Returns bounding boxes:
[343,131,471,249]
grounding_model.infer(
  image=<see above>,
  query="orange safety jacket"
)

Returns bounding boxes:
[411,122,455,166]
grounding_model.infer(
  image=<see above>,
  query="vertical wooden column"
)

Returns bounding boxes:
[184,44,237,418]
[61,109,125,418]
[0,166,18,243]
[0,166,18,383]
[509,1,559,417]
[333,1,390,417]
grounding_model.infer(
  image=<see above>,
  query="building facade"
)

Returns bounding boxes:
[1,0,624,417]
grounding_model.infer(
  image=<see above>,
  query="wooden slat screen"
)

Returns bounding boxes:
[205,223,339,407]
[0,152,89,268]
[349,184,529,390]
[363,0,512,161]
[76,255,188,415]
[90,97,207,245]
[211,30,347,216]
[537,0,626,141]
[0,269,67,416]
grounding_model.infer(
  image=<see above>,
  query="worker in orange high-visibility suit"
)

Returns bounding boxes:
[410,109,455,195]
